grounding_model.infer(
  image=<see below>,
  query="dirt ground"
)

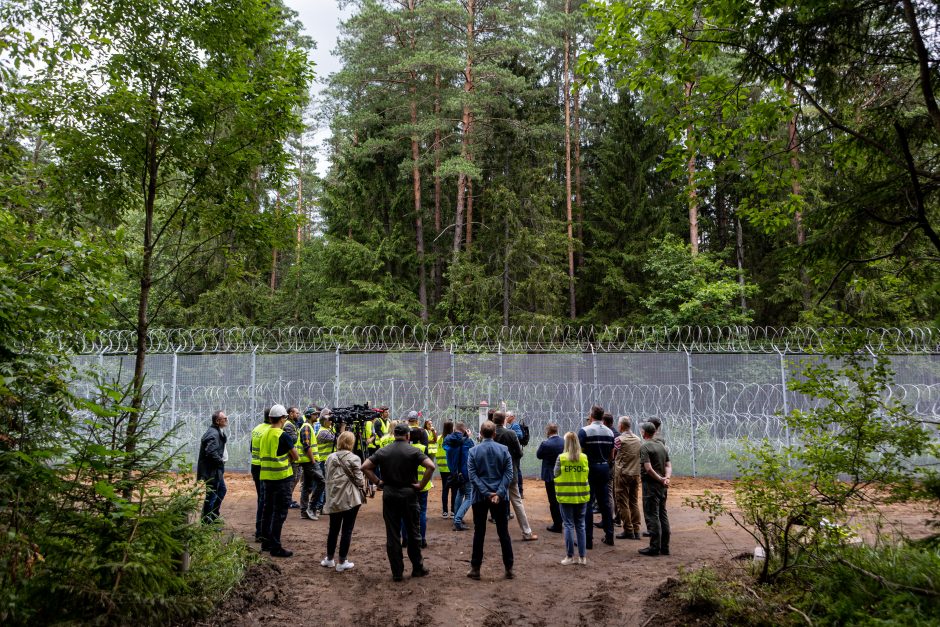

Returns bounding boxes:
[202,473,933,627]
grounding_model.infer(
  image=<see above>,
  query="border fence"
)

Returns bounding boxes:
[65,326,940,478]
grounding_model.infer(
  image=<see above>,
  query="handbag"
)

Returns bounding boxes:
[337,453,368,502]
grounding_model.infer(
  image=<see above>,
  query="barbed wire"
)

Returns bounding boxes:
[54,325,940,355]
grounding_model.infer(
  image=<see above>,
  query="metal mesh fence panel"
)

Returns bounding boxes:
[67,348,940,475]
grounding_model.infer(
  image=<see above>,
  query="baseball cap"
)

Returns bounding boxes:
[269,404,287,419]
[406,410,419,422]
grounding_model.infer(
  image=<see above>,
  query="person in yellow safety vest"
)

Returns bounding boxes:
[400,432,433,548]
[286,406,303,509]
[313,408,336,514]
[259,404,298,557]
[436,421,456,518]
[424,420,438,458]
[250,408,273,542]
[299,406,326,520]
[554,431,591,565]
[377,420,397,448]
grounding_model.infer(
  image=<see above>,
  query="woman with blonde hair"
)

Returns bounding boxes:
[320,431,366,572]
[553,431,590,565]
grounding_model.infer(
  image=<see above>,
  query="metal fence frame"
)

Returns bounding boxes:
[67,327,940,478]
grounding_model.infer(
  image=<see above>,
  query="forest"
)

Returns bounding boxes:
[1,0,939,625]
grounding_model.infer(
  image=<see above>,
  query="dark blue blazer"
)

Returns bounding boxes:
[535,435,564,482]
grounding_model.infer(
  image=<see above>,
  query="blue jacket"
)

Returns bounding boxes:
[468,439,513,503]
[535,434,564,482]
[444,431,473,477]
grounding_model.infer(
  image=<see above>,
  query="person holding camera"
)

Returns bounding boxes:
[444,421,474,531]
[299,406,325,520]
[314,409,336,515]
[320,431,366,573]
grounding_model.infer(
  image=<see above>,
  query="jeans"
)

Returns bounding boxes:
[327,505,360,562]
[586,463,614,545]
[251,465,264,538]
[642,476,670,553]
[382,488,424,577]
[261,477,292,551]
[507,478,533,536]
[300,461,324,513]
[560,502,587,558]
[401,491,428,541]
[201,472,226,524]
[545,480,562,529]
[452,481,472,526]
[314,460,326,511]
[470,499,513,570]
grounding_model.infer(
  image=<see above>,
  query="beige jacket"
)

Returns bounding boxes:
[323,450,365,514]
[614,432,642,476]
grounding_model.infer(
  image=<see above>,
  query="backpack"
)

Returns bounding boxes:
[519,420,530,447]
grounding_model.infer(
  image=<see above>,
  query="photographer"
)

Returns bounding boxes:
[314,409,336,515]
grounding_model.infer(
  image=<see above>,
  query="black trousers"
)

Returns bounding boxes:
[544,479,562,529]
[382,489,423,577]
[440,472,457,513]
[470,499,513,570]
[327,505,361,561]
[251,465,264,538]
[200,470,226,524]
[299,461,324,512]
[586,463,614,545]
[642,477,670,553]
[261,477,292,550]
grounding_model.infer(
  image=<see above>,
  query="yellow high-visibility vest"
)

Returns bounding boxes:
[555,453,590,504]
[259,427,292,481]
[250,422,271,467]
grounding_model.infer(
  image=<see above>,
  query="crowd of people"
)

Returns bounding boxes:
[195,402,673,580]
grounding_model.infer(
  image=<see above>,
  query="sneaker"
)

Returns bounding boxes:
[309,511,320,521]
[560,556,576,565]
[320,557,336,568]
[336,561,355,572]
[289,501,300,509]
[522,533,539,542]
[578,556,587,565]
[442,512,450,519]
[270,547,293,558]
[300,510,311,520]
[453,523,469,531]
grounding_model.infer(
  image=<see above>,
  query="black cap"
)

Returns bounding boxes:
[393,423,411,437]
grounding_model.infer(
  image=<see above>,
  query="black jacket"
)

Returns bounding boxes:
[197,426,227,482]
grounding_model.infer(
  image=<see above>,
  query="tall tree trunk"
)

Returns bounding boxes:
[127,84,160,496]
[453,0,475,257]
[787,84,810,307]
[736,217,747,313]
[270,248,278,291]
[503,212,510,325]
[411,94,428,320]
[573,43,584,270]
[466,177,473,250]
[685,82,699,256]
[433,69,443,305]
[563,0,576,319]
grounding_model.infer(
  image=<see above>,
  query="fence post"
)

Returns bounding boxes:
[685,350,696,478]
[390,379,396,419]
[170,349,178,427]
[498,341,503,404]
[778,349,791,457]
[334,346,341,407]
[450,347,456,421]
[424,345,430,415]
[591,344,598,405]
[250,348,257,421]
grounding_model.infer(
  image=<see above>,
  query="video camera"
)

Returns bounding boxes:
[329,403,378,430]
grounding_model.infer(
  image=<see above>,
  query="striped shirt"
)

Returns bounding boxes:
[578,421,615,465]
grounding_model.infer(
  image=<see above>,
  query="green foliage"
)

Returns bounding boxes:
[641,234,758,326]
[689,343,938,586]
